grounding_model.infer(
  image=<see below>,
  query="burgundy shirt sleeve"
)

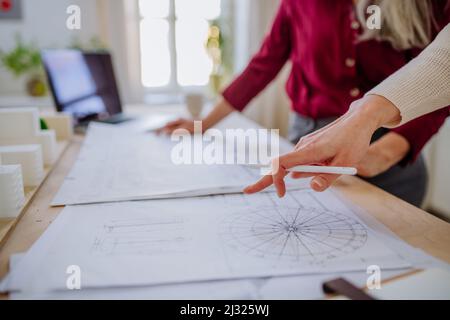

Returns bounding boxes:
[391,107,450,164]
[222,0,291,111]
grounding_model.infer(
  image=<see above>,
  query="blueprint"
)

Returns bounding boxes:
[7,189,415,292]
[52,114,299,206]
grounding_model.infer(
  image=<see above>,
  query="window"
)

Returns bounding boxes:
[138,0,221,91]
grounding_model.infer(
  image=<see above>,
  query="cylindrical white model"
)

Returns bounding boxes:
[0,164,25,218]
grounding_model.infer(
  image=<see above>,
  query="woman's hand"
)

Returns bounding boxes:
[156,118,196,135]
[156,98,235,135]
[243,95,402,196]
[357,132,410,178]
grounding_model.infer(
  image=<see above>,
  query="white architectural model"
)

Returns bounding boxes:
[0,108,57,165]
[0,145,44,187]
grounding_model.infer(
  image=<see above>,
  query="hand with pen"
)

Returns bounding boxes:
[244,95,402,197]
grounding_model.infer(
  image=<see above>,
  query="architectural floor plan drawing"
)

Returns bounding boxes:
[7,189,414,292]
[91,217,188,256]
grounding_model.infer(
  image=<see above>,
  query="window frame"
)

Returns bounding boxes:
[137,0,221,96]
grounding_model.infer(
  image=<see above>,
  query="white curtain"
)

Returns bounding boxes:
[232,0,291,137]
[96,0,142,104]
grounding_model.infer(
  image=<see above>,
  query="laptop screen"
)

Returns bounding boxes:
[41,50,122,124]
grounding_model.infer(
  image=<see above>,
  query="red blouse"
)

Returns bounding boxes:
[222,0,450,162]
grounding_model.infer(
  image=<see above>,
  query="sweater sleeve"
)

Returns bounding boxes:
[366,23,450,126]
[221,0,291,111]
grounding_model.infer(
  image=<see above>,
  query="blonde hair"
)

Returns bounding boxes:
[356,0,435,50]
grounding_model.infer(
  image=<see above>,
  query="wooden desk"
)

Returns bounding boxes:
[1,117,450,286]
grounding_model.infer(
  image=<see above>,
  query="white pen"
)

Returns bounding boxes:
[245,164,357,175]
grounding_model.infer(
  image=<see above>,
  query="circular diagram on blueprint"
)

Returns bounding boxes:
[220,206,368,263]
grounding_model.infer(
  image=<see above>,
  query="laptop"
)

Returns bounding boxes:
[41,49,133,128]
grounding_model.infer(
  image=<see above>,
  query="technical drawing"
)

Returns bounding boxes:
[220,204,368,263]
[91,217,189,255]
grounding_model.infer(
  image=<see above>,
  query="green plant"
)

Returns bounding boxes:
[0,36,43,77]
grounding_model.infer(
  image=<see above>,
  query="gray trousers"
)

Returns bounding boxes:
[289,114,428,207]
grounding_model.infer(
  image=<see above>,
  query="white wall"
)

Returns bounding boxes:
[95,0,141,104]
[232,0,291,137]
[0,0,100,95]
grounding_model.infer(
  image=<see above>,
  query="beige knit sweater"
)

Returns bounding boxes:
[367,23,450,127]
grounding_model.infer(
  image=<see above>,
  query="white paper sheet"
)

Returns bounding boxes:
[5,246,446,299]
[8,189,417,293]
[9,279,259,300]
[5,251,442,299]
[52,114,299,206]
